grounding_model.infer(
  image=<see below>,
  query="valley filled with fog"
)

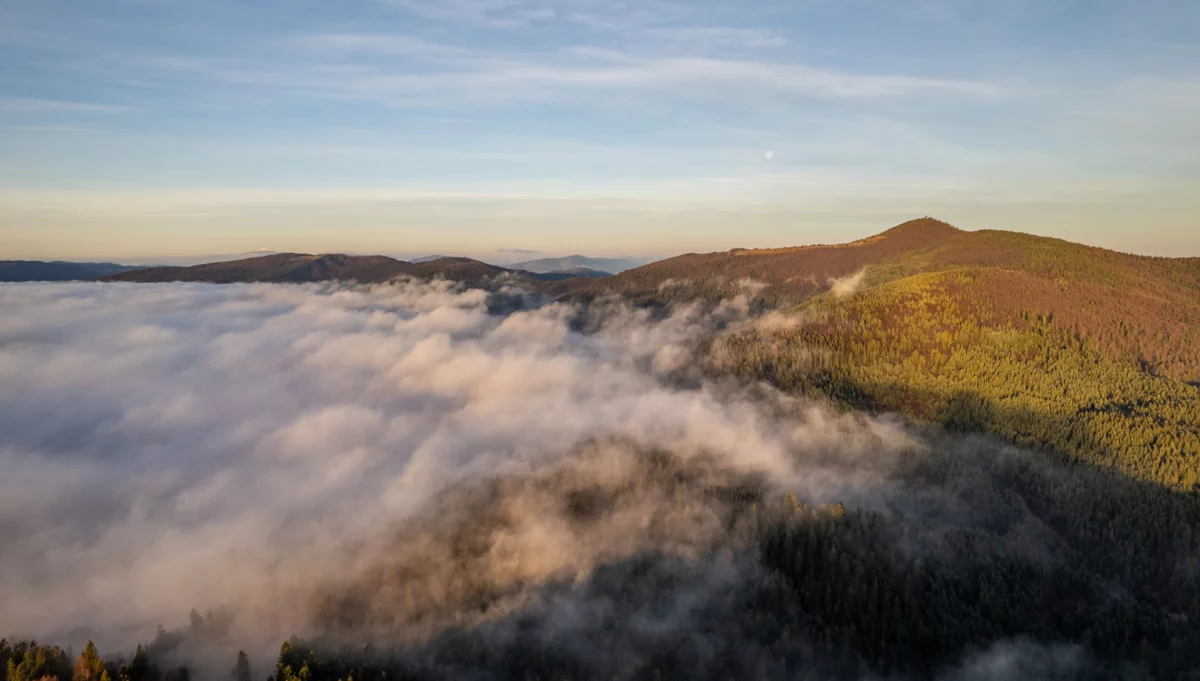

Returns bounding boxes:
[1,279,1195,681]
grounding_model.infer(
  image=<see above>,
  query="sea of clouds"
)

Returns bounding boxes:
[0,280,1086,680]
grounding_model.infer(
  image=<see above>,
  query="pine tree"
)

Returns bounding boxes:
[73,642,109,681]
[122,646,151,681]
[233,651,251,681]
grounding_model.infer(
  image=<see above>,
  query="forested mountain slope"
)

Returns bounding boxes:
[610,219,1200,491]
[717,270,1200,491]
[582,218,1200,385]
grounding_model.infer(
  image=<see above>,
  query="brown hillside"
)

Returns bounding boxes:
[577,218,963,303]
[581,218,1200,382]
[406,257,512,288]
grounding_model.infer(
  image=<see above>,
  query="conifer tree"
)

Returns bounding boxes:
[73,642,109,681]
[233,651,251,681]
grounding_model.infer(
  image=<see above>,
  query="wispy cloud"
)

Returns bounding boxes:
[0,124,92,133]
[386,0,557,28]
[212,37,1003,106]
[289,32,470,59]
[0,97,133,113]
[566,14,787,51]
[642,26,787,49]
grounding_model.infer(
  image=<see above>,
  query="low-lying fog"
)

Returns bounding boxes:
[0,280,1103,680]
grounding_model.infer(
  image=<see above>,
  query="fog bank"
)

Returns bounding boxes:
[0,280,1160,680]
[0,282,901,645]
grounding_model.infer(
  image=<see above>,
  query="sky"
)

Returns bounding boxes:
[0,0,1197,262]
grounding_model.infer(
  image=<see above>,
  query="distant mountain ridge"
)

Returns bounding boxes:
[98,252,609,288]
[101,253,512,286]
[508,255,640,273]
[0,254,632,284]
[0,260,142,282]
[525,267,612,281]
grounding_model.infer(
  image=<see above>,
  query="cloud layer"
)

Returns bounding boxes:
[0,281,895,647]
[0,280,1161,680]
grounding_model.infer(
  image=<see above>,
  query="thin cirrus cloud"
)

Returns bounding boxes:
[386,0,560,28]
[126,31,1005,110]
[0,97,133,113]
[280,36,1003,104]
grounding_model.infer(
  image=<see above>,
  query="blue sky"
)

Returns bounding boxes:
[1,0,1197,262]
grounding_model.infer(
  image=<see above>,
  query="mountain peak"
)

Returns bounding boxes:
[879,217,961,240]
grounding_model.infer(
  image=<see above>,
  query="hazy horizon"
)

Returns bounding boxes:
[3,248,657,268]
[7,214,1200,265]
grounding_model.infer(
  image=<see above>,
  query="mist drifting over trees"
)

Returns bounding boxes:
[1,279,1197,680]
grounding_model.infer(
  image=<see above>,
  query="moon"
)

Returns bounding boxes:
[765,150,774,160]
